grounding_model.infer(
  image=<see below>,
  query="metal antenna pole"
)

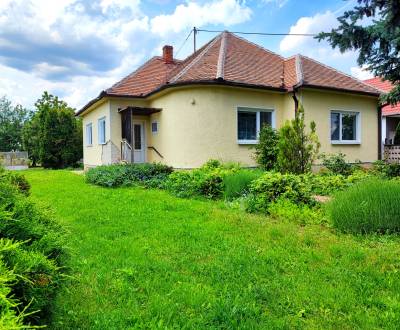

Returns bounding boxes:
[193,27,196,52]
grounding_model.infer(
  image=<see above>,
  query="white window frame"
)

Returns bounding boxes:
[151,121,158,135]
[237,107,275,144]
[98,116,106,145]
[85,123,93,146]
[330,110,361,144]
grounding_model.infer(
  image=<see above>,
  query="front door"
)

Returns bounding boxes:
[133,121,146,163]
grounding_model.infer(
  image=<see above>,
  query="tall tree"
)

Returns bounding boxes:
[23,92,82,168]
[0,96,32,151]
[317,0,400,104]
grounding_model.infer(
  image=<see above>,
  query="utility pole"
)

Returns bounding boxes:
[193,27,197,52]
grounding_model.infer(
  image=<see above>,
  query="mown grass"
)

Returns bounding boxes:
[24,170,400,329]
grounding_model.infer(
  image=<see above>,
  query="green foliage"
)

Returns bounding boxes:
[223,169,263,200]
[246,172,315,213]
[86,163,173,188]
[372,160,400,178]
[253,125,279,170]
[277,105,320,174]
[0,168,66,327]
[317,0,400,105]
[22,92,82,168]
[166,169,224,199]
[0,96,32,152]
[329,179,400,234]
[268,198,324,225]
[320,152,354,176]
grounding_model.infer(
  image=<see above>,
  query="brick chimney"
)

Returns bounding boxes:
[162,45,173,64]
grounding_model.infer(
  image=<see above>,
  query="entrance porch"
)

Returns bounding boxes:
[119,106,162,164]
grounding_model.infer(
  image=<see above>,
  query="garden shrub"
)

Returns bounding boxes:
[0,168,66,327]
[223,169,263,200]
[0,167,30,196]
[246,172,315,213]
[86,163,173,188]
[253,124,279,170]
[268,198,323,225]
[166,160,238,199]
[328,179,400,234]
[373,160,400,178]
[320,152,354,176]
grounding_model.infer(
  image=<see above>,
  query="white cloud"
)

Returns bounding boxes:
[99,0,141,15]
[350,66,374,80]
[262,0,289,8]
[150,0,252,36]
[280,11,338,53]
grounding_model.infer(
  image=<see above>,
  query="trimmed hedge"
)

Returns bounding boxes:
[0,167,66,327]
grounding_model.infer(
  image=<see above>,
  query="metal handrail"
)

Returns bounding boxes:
[147,146,164,159]
[121,139,133,163]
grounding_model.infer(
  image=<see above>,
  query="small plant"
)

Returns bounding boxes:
[223,169,263,200]
[320,152,353,176]
[246,171,315,213]
[277,104,320,174]
[328,179,400,234]
[253,125,279,170]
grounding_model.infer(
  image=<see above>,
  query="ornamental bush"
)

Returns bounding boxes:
[320,152,354,176]
[253,124,279,170]
[246,172,315,213]
[0,168,66,327]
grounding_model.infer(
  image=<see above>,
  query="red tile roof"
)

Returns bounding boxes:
[78,31,382,115]
[363,77,400,116]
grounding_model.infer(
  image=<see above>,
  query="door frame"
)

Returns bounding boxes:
[132,120,147,163]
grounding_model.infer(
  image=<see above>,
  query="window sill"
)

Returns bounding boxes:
[237,140,258,145]
[98,142,106,145]
[86,145,93,147]
[331,141,361,145]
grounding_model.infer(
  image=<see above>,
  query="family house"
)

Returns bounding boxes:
[77,31,382,169]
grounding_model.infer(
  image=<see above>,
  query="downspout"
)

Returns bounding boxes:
[292,88,299,114]
[378,105,382,160]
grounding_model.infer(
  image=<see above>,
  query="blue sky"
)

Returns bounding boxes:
[0,0,373,109]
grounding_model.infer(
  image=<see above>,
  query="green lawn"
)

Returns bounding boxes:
[25,170,400,329]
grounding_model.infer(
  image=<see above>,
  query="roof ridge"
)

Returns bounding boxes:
[228,32,284,60]
[216,31,228,80]
[169,35,222,84]
[295,54,303,85]
[298,54,381,93]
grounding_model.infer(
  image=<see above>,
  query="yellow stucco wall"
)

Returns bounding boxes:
[82,100,110,167]
[149,86,285,168]
[80,85,379,168]
[301,89,379,163]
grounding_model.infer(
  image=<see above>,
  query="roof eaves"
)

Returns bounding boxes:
[299,54,382,94]
[297,83,381,97]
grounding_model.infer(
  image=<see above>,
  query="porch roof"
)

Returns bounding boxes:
[118,106,162,115]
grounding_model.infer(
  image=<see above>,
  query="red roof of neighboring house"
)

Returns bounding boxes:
[78,31,381,115]
[364,77,400,116]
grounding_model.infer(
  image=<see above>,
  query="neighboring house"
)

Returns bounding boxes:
[364,78,400,145]
[77,31,382,169]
